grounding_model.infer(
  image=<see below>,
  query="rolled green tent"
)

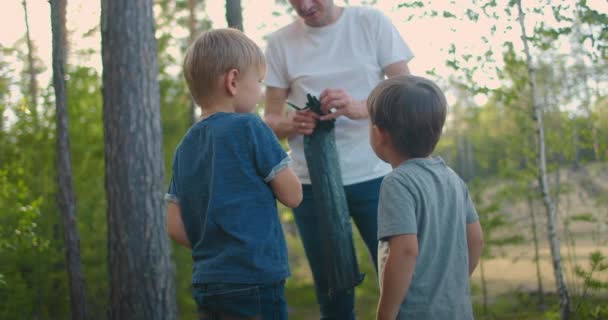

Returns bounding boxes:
[296,94,364,297]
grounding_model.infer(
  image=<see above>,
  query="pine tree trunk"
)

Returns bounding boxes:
[188,0,198,124]
[225,0,243,31]
[101,0,176,319]
[51,1,89,319]
[516,1,571,318]
[22,0,38,117]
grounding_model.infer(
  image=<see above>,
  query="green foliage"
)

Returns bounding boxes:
[0,1,606,318]
[571,251,608,319]
[0,168,47,254]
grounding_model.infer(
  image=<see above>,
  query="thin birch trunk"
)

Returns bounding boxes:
[516,1,571,318]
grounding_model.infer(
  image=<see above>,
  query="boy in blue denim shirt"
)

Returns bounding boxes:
[367,75,484,319]
[165,28,302,319]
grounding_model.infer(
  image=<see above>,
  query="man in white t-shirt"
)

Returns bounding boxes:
[264,0,414,317]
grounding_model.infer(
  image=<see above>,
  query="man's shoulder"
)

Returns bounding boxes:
[348,5,384,18]
[267,20,300,42]
[347,6,386,24]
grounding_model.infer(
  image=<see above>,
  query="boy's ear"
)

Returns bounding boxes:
[374,125,391,146]
[224,68,240,96]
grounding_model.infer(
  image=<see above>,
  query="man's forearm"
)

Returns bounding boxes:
[352,99,369,119]
[264,113,294,140]
[377,253,416,320]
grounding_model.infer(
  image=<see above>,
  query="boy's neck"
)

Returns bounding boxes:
[384,148,410,169]
[200,99,235,119]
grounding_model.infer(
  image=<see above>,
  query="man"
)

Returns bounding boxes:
[264,0,414,318]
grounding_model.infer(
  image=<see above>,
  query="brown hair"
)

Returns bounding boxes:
[183,28,265,106]
[367,75,447,158]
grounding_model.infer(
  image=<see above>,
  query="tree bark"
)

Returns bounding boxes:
[527,194,545,310]
[51,1,89,319]
[225,0,243,31]
[479,257,488,320]
[516,1,571,318]
[101,0,176,319]
[188,0,198,124]
[188,0,198,125]
[22,0,38,117]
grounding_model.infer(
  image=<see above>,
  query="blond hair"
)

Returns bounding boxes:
[183,28,265,106]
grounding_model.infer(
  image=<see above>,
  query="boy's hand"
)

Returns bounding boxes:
[319,88,368,121]
[167,202,191,249]
[467,221,483,275]
[377,234,418,320]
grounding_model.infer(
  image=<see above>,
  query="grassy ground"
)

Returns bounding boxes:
[173,163,607,319]
[284,228,379,320]
[285,228,608,319]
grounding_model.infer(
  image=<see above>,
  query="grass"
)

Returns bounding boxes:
[284,223,380,320]
[283,215,608,319]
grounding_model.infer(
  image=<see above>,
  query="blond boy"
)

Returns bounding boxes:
[165,28,301,319]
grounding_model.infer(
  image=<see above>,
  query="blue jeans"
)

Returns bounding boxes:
[192,281,287,320]
[293,177,383,319]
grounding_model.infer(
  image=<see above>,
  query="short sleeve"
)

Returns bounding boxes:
[375,11,415,69]
[165,151,181,204]
[248,116,290,182]
[377,175,418,240]
[264,37,289,89]
[464,188,479,224]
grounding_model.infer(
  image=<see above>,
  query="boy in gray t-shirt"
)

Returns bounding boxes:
[367,75,484,319]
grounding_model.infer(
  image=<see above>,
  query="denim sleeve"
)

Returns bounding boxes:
[165,177,179,204]
[165,150,180,204]
[248,116,289,182]
[377,175,417,240]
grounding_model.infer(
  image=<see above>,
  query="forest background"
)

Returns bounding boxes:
[0,0,607,319]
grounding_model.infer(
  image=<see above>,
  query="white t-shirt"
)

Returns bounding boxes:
[265,6,414,185]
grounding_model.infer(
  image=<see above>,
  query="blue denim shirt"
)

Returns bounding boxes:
[166,112,290,284]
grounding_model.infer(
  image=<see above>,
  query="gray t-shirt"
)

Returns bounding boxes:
[377,157,478,320]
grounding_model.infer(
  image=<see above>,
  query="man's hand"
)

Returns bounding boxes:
[290,109,319,135]
[319,88,367,121]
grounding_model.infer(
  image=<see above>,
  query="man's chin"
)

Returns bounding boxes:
[303,17,325,27]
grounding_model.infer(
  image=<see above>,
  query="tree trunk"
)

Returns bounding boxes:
[527,194,545,310]
[225,0,243,31]
[466,136,475,179]
[51,1,89,319]
[188,0,198,124]
[22,0,38,117]
[479,257,488,320]
[516,2,571,318]
[101,0,176,319]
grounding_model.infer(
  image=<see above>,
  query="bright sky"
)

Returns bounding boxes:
[1,0,606,107]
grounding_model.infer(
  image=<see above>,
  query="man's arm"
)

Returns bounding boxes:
[264,86,318,139]
[167,202,191,248]
[377,234,418,320]
[319,60,411,121]
[467,221,483,275]
[384,60,410,78]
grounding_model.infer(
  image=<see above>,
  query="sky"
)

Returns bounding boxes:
[0,0,606,108]
[0,1,513,84]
